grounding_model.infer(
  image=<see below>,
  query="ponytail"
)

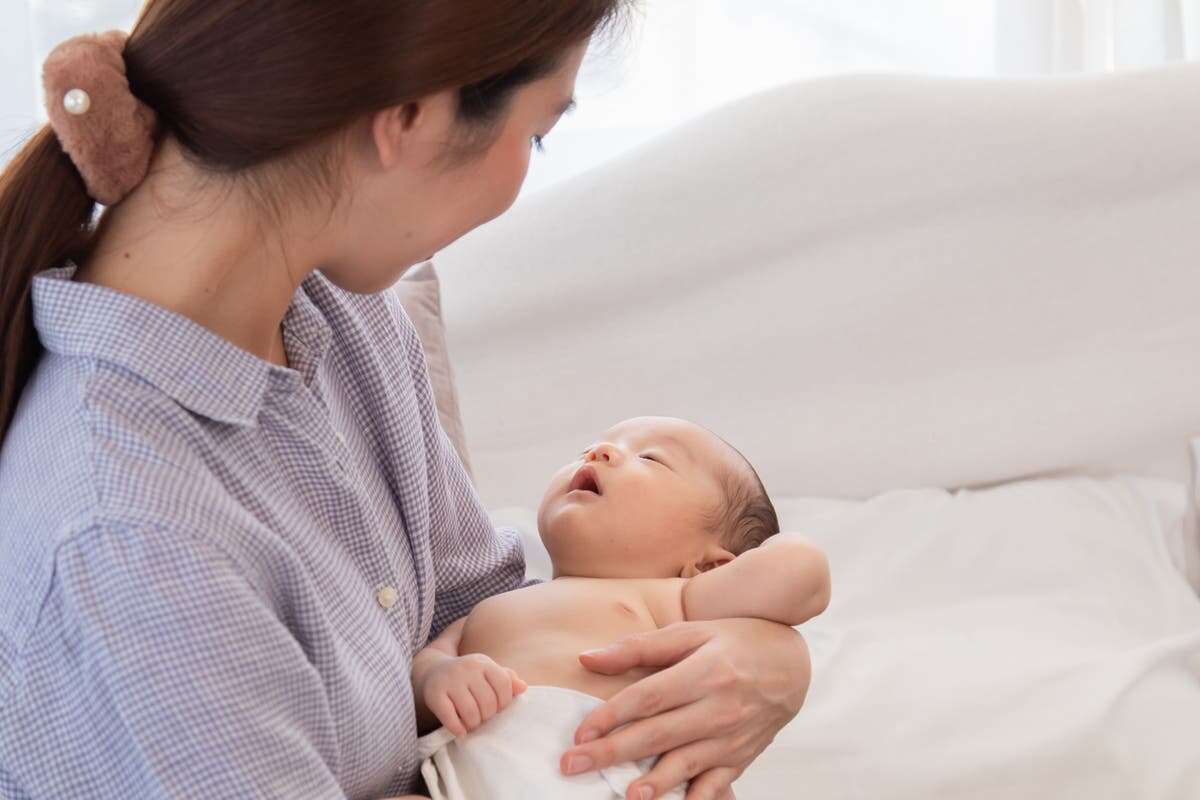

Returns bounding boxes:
[0,127,97,447]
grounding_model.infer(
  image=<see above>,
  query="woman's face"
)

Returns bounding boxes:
[328,41,589,293]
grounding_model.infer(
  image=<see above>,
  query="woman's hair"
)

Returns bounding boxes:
[0,0,634,448]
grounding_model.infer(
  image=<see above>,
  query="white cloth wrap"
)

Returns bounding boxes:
[417,685,686,799]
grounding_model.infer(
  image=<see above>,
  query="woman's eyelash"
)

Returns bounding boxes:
[532,135,546,153]
[640,454,661,464]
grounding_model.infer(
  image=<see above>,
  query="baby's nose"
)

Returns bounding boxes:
[585,443,619,464]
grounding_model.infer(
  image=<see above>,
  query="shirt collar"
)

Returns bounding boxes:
[30,261,332,427]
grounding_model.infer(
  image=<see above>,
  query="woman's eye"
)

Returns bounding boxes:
[640,454,661,465]
[531,135,546,153]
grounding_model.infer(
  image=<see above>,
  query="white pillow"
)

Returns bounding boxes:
[493,475,1200,798]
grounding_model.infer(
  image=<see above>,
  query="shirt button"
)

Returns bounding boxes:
[335,430,346,445]
[376,586,399,610]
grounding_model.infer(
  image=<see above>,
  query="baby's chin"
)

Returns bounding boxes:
[537,482,604,533]
[537,499,611,573]
[538,496,594,547]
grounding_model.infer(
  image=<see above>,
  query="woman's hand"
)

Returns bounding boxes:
[561,619,811,800]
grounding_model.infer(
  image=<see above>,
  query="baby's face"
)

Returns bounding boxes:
[536,416,738,579]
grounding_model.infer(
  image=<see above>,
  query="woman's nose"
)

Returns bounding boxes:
[584,443,621,466]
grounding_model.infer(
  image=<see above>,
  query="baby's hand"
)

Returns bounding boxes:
[422,653,527,737]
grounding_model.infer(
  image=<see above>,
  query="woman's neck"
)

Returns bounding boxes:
[75,137,327,368]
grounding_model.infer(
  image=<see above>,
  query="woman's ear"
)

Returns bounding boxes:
[369,104,414,170]
[369,91,452,171]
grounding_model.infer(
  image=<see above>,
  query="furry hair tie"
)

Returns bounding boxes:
[42,29,159,206]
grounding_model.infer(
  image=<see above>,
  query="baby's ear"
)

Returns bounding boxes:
[679,546,736,578]
[700,549,736,573]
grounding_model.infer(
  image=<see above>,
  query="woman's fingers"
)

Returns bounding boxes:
[683,767,741,800]
[574,636,715,746]
[562,701,721,777]
[579,623,712,676]
[626,740,731,800]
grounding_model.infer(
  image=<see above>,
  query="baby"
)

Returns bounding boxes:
[412,416,830,799]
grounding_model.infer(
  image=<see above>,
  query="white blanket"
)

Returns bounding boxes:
[417,685,685,800]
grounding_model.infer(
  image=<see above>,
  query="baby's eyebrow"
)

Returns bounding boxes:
[657,433,693,464]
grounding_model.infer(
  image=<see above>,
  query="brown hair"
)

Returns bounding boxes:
[0,0,634,448]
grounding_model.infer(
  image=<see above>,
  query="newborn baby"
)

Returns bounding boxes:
[413,416,830,800]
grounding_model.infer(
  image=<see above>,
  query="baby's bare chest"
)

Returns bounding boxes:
[458,579,670,699]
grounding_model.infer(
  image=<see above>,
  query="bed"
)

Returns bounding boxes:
[404,61,1200,797]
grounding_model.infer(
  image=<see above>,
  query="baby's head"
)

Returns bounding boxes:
[536,416,780,579]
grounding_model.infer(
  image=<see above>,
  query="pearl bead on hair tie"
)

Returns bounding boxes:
[42,30,159,205]
[63,88,91,115]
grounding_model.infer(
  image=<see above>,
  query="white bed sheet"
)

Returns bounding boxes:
[489,474,1200,798]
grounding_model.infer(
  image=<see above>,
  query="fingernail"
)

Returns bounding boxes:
[637,786,654,800]
[564,754,593,775]
[578,727,598,744]
[580,647,610,658]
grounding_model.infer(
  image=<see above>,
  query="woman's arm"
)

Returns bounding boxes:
[565,620,811,800]
[681,535,830,626]
[12,522,356,798]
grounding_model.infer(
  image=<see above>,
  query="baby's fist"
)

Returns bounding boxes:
[423,653,527,737]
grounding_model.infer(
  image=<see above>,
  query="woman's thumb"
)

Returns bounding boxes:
[579,625,712,675]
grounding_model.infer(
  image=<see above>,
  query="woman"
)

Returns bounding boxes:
[0,2,812,799]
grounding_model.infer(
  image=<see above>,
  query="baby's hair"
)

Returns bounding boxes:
[701,435,781,555]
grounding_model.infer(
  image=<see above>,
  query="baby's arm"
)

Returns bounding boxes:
[411,616,527,736]
[680,535,831,626]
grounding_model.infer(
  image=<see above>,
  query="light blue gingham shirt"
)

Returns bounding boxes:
[0,261,526,798]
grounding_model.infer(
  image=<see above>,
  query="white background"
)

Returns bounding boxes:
[4,1,1200,196]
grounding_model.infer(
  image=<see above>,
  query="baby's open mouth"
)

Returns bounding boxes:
[567,464,602,495]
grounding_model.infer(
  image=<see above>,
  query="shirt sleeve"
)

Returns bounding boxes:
[382,285,528,639]
[426,418,528,638]
[1,523,347,799]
